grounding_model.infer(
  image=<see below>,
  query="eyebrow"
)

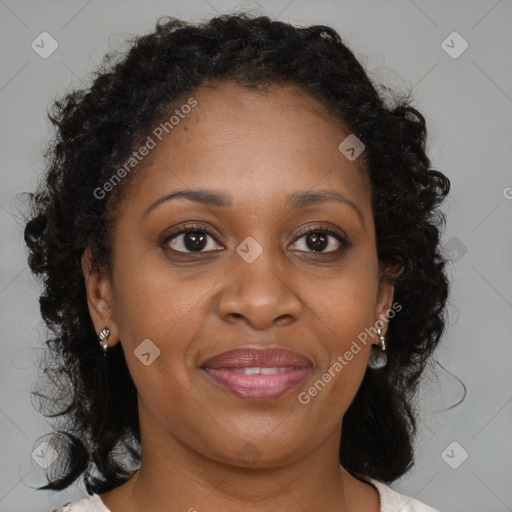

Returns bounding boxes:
[144,188,364,226]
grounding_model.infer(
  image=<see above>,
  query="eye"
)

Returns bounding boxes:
[162,224,351,255]
[163,225,224,253]
[289,226,350,253]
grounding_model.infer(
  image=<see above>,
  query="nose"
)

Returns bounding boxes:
[216,248,303,330]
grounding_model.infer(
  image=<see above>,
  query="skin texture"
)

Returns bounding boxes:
[82,82,401,511]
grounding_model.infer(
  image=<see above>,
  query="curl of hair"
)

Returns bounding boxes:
[24,13,450,493]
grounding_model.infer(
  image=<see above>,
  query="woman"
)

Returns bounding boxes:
[24,13,450,512]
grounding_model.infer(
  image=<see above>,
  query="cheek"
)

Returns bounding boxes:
[302,258,379,401]
[309,260,379,349]
[111,249,207,343]
[109,248,228,393]
[309,288,374,384]
[293,300,375,440]
[110,260,205,415]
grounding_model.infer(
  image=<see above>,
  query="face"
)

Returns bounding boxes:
[83,81,398,469]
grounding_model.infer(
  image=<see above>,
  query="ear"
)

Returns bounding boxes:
[375,259,404,335]
[81,248,120,348]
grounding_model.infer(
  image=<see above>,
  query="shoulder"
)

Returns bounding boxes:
[53,493,111,512]
[367,478,442,512]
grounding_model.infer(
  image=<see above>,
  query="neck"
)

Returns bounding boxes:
[100,410,379,512]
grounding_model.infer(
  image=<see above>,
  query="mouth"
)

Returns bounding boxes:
[201,347,313,401]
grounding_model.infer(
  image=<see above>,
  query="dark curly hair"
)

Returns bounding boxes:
[23,12,450,495]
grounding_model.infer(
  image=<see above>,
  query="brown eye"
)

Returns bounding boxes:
[164,227,224,253]
[289,228,350,253]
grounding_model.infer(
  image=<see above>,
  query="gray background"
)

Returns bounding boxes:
[1,1,511,511]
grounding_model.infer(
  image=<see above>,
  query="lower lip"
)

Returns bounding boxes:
[202,367,311,400]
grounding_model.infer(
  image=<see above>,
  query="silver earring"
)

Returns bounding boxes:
[99,327,110,355]
[368,327,387,369]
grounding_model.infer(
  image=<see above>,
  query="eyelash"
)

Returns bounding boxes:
[162,223,351,255]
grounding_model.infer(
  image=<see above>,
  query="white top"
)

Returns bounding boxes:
[53,478,441,511]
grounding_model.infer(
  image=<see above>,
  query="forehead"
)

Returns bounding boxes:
[178,81,350,150]
[189,81,339,123]
[114,81,371,218]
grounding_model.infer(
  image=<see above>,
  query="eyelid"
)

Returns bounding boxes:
[293,223,348,242]
[163,222,221,240]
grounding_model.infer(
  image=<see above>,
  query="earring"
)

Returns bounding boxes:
[368,327,387,369]
[98,327,110,355]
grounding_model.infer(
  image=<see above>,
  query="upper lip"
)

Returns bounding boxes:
[202,347,313,369]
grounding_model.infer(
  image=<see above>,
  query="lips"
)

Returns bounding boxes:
[201,348,313,401]
[203,348,313,369]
